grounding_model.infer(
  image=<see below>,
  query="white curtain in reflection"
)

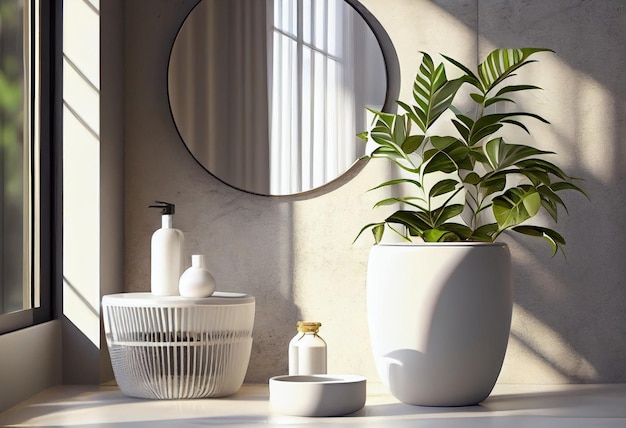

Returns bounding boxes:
[270,0,376,195]
[169,0,272,194]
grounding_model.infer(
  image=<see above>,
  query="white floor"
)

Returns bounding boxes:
[0,383,625,427]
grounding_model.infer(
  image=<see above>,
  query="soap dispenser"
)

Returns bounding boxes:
[149,201,184,296]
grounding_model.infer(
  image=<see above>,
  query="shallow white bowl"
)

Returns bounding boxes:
[269,374,366,417]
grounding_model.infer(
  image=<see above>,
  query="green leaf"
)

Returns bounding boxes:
[386,210,431,236]
[423,151,458,174]
[429,179,459,198]
[372,223,386,244]
[448,143,473,170]
[353,222,383,244]
[541,198,559,222]
[432,204,464,227]
[367,112,418,169]
[370,152,420,174]
[538,184,566,208]
[440,223,474,240]
[520,169,551,186]
[478,48,554,93]
[392,112,408,144]
[492,186,542,229]
[537,185,566,221]
[470,115,506,146]
[471,223,499,241]
[496,84,542,97]
[455,113,475,130]
[423,229,461,242]
[484,97,514,108]
[551,180,589,199]
[373,197,426,210]
[512,225,566,256]
[424,140,472,173]
[468,112,549,146]
[484,137,554,170]
[472,124,504,146]
[369,178,422,191]
[481,173,507,196]
[516,159,570,180]
[430,136,459,150]
[429,78,465,126]
[501,146,555,168]
[441,54,481,89]
[397,100,418,125]
[463,172,481,185]
[484,137,503,170]
[357,131,369,141]
[402,135,425,154]
[469,147,489,164]
[470,93,485,103]
[410,52,464,132]
[452,119,470,142]
[501,119,530,134]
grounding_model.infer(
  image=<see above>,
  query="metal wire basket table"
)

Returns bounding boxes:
[102,292,255,399]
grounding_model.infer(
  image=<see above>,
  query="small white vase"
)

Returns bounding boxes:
[179,254,216,298]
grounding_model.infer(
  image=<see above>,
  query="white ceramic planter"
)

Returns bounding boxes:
[367,242,512,406]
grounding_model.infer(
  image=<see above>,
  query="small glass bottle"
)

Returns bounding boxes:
[289,321,327,375]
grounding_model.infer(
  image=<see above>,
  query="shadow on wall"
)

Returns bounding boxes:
[241,202,303,382]
[435,0,626,383]
[168,193,305,383]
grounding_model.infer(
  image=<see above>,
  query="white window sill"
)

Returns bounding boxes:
[1,382,625,427]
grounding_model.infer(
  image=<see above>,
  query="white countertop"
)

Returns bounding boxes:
[1,382,625,427]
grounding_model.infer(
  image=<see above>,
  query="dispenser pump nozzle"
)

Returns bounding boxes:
[149,201,175,215]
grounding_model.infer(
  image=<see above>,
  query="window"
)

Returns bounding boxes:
[0,0,55,334]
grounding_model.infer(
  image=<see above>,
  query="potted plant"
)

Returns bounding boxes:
[356,48,586,406]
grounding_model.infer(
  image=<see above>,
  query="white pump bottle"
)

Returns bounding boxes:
[149,201,184,296]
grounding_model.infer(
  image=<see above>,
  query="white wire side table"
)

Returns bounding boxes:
[102,292,255,399]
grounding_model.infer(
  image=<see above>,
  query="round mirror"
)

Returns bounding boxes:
[168,0,395,196]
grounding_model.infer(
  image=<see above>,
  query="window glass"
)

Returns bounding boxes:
[0,0,45,327]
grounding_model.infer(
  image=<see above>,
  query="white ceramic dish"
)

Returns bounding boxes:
[269,374,366,417]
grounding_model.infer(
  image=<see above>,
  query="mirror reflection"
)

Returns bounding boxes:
[169,0,389,195]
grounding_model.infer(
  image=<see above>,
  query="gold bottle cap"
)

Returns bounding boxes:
[297,321,321,333]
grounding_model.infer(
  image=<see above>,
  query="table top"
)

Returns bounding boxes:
[2,383,626,427]
[102,292,255,307]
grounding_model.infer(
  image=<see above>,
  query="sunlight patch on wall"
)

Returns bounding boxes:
[62,276,100,346]
[566,74,615,182]
[63,0,100,348]
[539,57,615,183]
[500,304,598,383]
[508,54,614,184]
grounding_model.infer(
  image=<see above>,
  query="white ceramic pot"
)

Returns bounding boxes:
[367,242,512,406]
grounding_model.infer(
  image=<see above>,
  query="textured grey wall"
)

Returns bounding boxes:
[124,0,626,383]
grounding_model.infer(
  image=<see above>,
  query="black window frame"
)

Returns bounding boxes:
[0,0,61,335]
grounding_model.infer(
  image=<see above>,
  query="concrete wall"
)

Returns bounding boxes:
[124,0,626,384]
